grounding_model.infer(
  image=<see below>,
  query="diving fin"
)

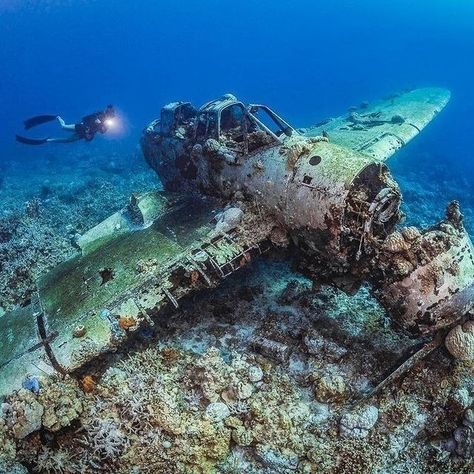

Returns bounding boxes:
[16,135,49,145]
[23,115,57,130]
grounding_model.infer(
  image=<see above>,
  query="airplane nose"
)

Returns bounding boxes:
[342,162,402,261]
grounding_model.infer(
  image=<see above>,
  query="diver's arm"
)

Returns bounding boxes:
[57,116,76,131]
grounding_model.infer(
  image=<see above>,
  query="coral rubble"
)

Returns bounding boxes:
[1,261,472,473]
[0,147,473,473]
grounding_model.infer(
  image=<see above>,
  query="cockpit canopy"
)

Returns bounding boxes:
[160,101,197,136]
[154,94,298,155]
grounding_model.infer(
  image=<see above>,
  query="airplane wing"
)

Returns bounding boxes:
[303,87,450,161]
[0,192,273,397]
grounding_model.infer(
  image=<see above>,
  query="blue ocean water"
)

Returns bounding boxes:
[0,0,473,226]
[1,4,474,471]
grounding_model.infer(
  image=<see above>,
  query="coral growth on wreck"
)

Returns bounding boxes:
[1,261,472,473]
[0,150,158,312]
[1,149,473,473]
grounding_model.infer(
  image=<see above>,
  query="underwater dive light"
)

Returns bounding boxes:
[105,118,115,128]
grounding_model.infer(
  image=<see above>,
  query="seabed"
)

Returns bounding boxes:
[0,148,472,473]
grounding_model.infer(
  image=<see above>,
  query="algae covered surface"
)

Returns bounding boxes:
[0,146,473,472]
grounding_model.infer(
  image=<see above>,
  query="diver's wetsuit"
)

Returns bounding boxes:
[74,111,109,141]
[47,111,110,143]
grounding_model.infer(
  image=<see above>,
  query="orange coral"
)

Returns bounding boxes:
[190,270,200,284]
[239,252,251,267]
[119,316,137,330]
[160,347,180,363]
[81,375,96,393]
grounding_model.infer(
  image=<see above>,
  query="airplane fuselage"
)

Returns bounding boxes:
[142,94,474,336]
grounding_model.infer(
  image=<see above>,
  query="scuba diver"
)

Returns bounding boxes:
[16,105,116,145]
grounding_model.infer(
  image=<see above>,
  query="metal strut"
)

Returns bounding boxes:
[162,287,179,309]
[351,333,444,407]
[188,256,213,286]
[35,312,67,375]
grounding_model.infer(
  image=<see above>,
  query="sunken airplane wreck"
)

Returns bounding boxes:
[1,88,473,397]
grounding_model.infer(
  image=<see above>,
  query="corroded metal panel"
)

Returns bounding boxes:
[38,195,219,372]
[0,302,55,398]
[38,226,183,324]
[38,228,182,370]
[77,191,190,255]
[0,186,273,396]
[285,141,374,230]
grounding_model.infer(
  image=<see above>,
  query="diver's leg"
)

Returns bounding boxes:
[57,116,76,131]
[46,134,82,143]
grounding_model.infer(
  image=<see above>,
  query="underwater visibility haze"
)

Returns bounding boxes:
[0,1,473,473]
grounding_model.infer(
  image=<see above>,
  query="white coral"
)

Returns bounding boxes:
[2,389,44,439]
[119,392,150,428]
[205,402,230,423]
[340,405,379,438]
[86,418,128,460]
[218,450,251,473]
[247,365,263,383]
[445,321,474,360]
[34,447,79,474]
[227,401,249,416]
